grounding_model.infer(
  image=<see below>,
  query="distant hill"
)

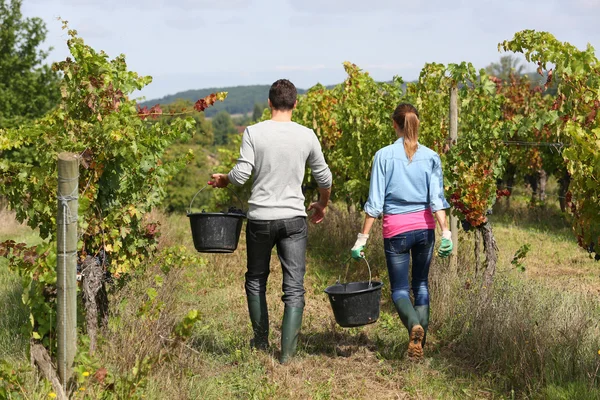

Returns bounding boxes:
[141,85,307,117]
[140,73,552,118]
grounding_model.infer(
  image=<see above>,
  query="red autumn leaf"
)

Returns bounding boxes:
[194,92,221,112]
[138,105,150,120]
[149,104,162,119]
[194,99,208,112]
[23,249,38,265]
[544,69,553,89]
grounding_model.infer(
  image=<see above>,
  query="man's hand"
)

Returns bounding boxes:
[210,174,230,188]
[307,201,327,224]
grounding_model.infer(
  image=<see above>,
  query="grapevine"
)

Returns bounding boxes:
[0,24,226,348]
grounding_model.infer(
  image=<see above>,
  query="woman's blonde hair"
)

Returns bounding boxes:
[392,103,420,162]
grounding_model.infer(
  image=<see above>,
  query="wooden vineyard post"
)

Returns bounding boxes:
[57,152,78,385]
[449,85,459,273]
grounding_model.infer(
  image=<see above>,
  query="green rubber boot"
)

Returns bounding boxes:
[279,306,304,364]
[414,305,429,348]
[393,298,424,360]
[392,297,420,332]
[247,295,269,350]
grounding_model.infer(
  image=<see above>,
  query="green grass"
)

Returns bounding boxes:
[1,195,599,399]
[0,210,43,362]
[489,180,599,293]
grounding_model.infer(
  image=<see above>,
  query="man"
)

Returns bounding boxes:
[210,79,332,364]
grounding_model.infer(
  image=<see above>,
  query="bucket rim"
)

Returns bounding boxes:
[324,280,383,295]
[187,212,246,218]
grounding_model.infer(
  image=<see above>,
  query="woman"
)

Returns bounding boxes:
[350,103,453,360]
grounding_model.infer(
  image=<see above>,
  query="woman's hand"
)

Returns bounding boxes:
[437,230,453,258]
[351,233,369,260]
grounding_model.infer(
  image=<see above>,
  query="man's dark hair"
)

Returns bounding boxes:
[269,79,297,111]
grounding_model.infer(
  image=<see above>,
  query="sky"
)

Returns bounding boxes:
[23,0,600,102]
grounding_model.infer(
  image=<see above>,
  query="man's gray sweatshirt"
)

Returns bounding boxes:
[228,120,332,220]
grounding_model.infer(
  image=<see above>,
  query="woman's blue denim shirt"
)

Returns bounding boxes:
[363,138,450,218]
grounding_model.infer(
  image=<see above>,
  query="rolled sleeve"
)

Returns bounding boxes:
[228,128,254,186]
[308,134,332,188]
[363,151,386,218]
[429,154,450,212]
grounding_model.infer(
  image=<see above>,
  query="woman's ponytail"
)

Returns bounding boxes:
[403,112,419,162]
[392,103,420,162]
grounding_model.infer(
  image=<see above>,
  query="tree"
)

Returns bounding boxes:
[485,55,526,81]
[212,110,237,145]
[0,0,60,127]
[253,102,268,122]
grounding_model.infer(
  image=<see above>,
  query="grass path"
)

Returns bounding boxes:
[162,220,506,399]
[1,194,598,399]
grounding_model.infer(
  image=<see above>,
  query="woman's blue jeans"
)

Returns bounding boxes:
[383,229,435,306]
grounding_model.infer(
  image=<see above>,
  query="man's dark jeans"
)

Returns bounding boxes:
[245,217,308,308]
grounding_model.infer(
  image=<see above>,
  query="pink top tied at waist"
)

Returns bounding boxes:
[382,209,435,239]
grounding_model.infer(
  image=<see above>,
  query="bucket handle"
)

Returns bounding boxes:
[339,257,373,288]
[187,183,246,214]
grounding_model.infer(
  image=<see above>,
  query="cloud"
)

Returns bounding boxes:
[363,63,415,70]
[163,14,205,30]
[44,0,252,10]
[288,14,345,27]
[171,0,252,10]
[275,64,331,71]
[577,0,600,8]
[71,19,114,39]
[287,0,453,14]
[217,16,246,25]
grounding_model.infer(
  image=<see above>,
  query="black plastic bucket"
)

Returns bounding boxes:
[324,258,383,327]
[186,185,246,253]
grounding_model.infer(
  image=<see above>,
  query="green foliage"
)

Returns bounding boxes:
[292,44,597,248]
[0,359,30,399]
[0,24,224,348]
[0,0,60,127]
[173,309,201,339]
[213,131,253,210]
[72,347,154,400]
[511,243,531,272]
[294,62,403,204]
[445,64,509,226]
[212,110,237,145]
[161,99,215,212]
[500,30,600,257]
[294,61,509,228]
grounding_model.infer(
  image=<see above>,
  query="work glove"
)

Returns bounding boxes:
[351,233,369,260]
[437,230,453,258]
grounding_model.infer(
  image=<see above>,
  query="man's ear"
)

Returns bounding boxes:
[293,100,298,110]
[267,98,272,109]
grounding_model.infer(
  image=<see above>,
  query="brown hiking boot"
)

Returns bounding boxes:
[407,325,425,361]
